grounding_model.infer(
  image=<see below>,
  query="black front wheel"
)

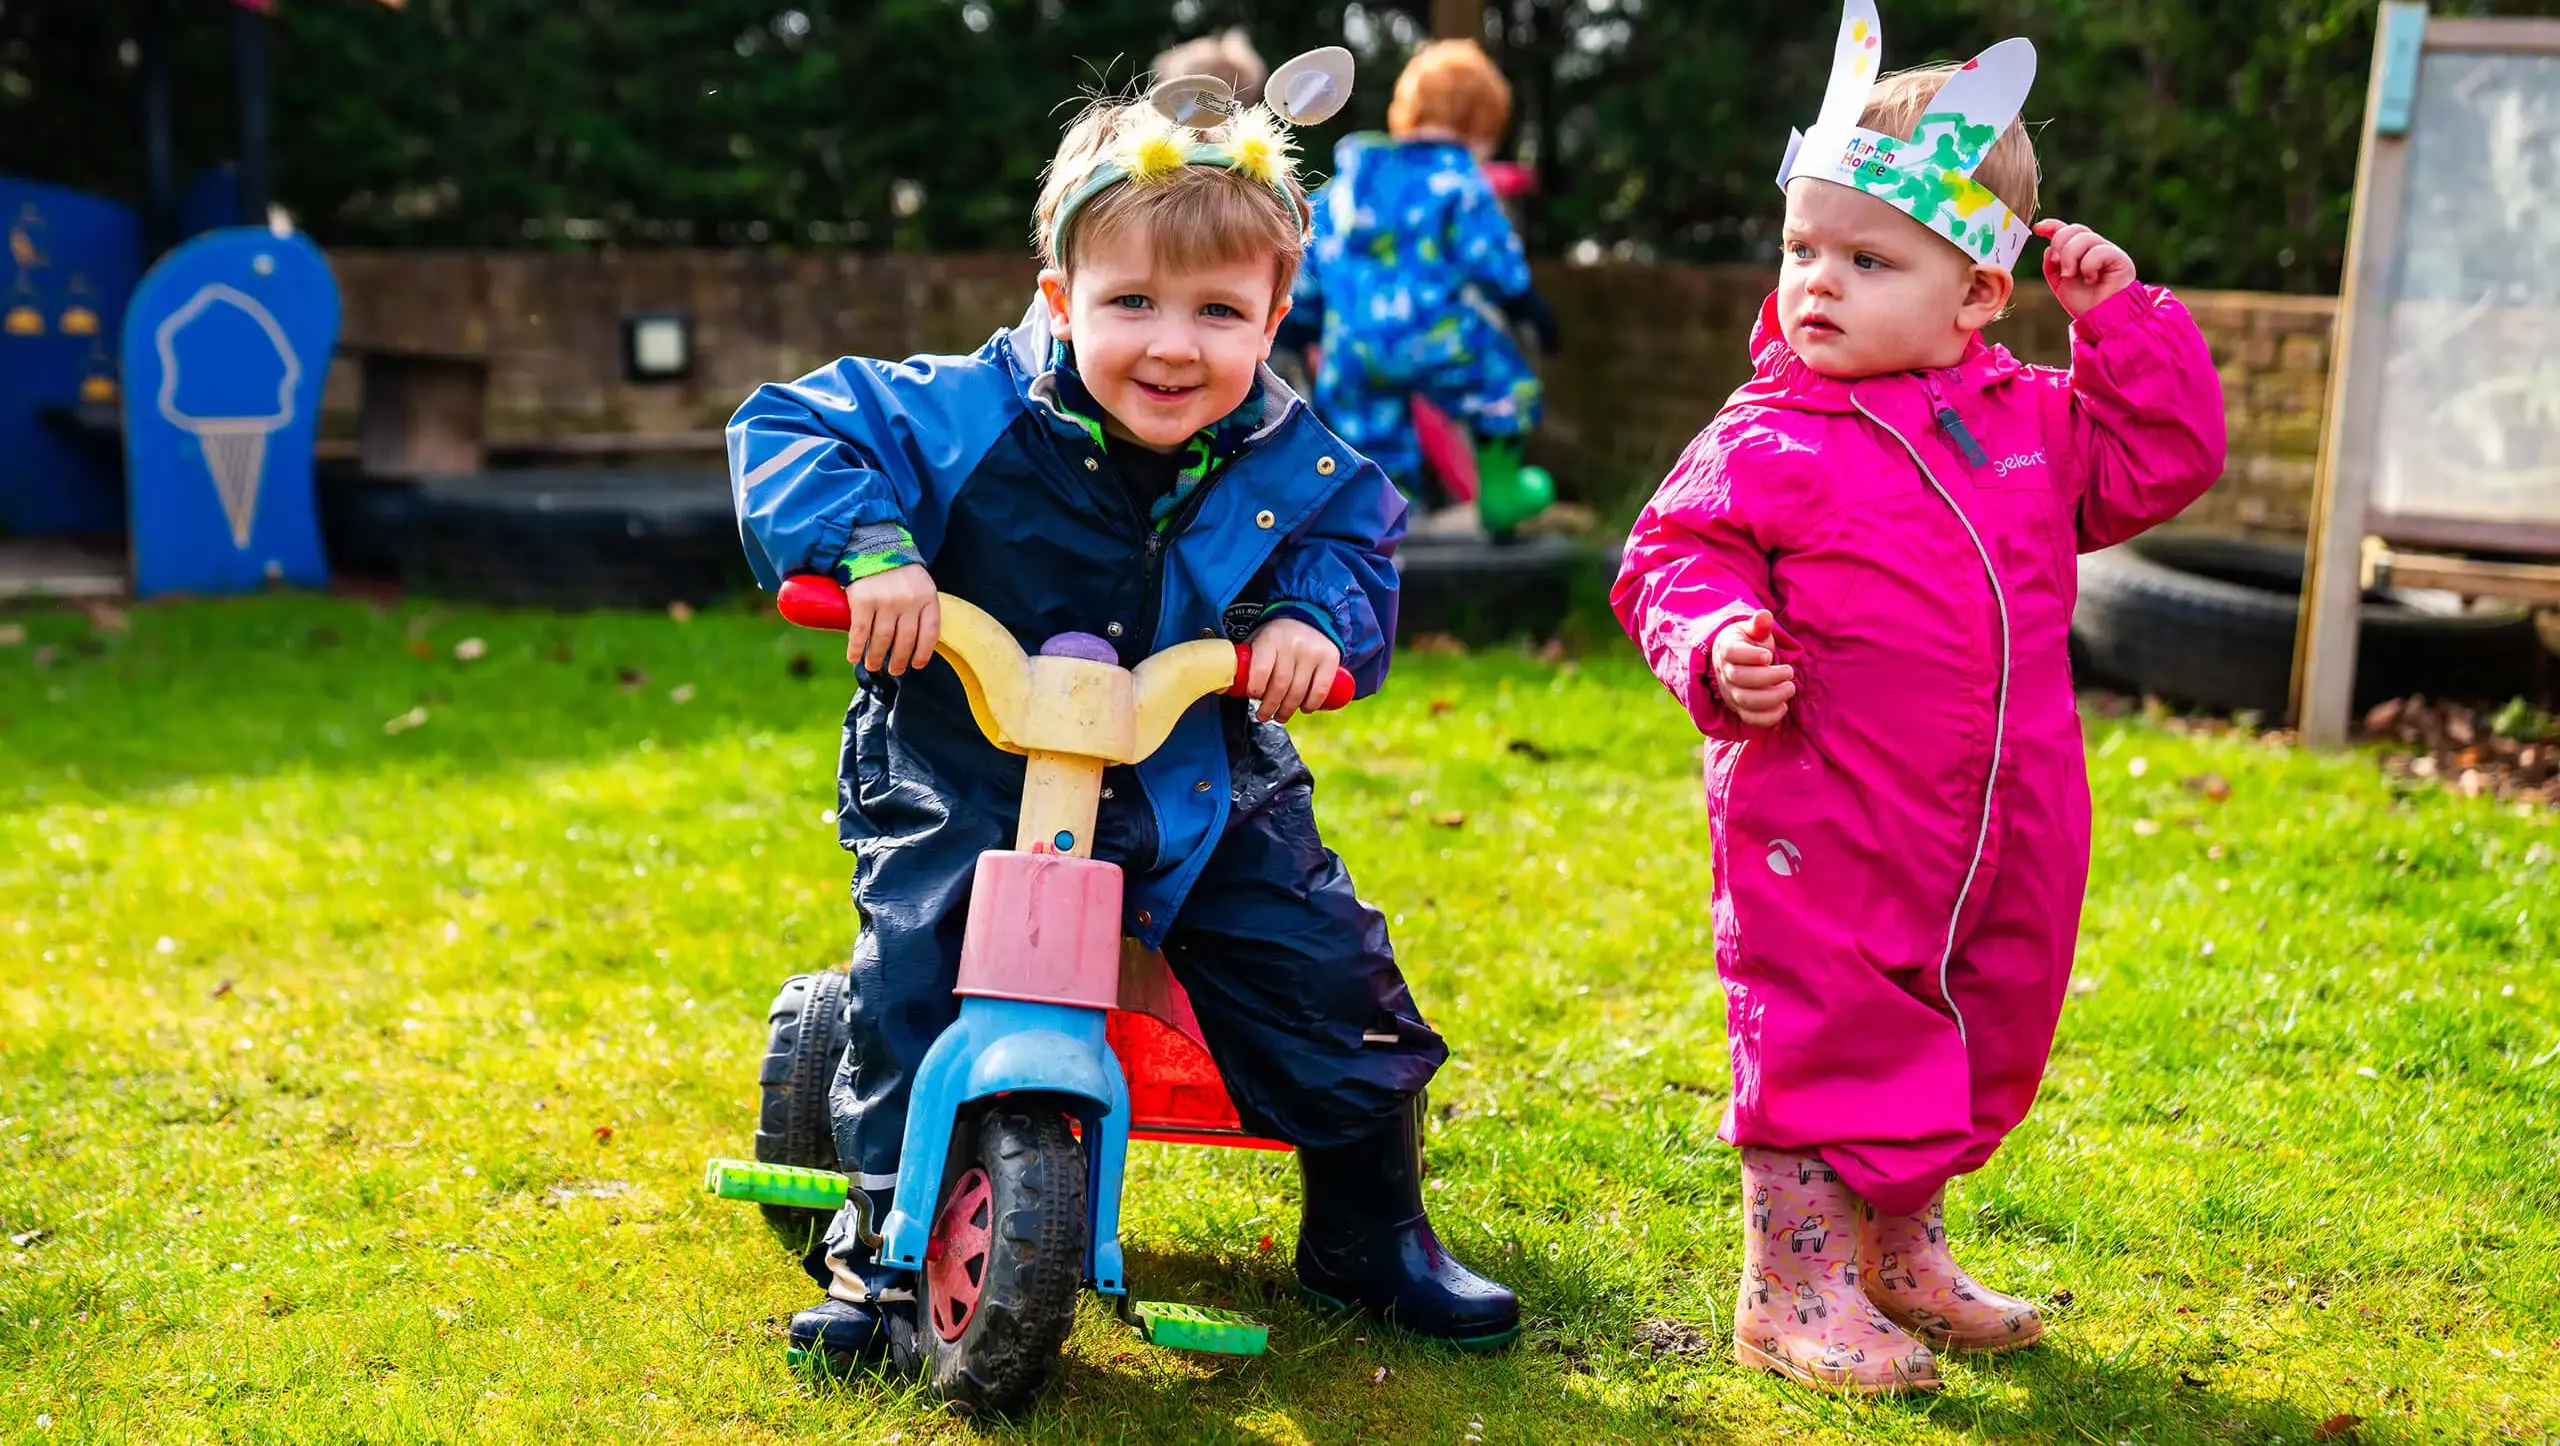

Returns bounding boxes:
[889,1104,1088,1417]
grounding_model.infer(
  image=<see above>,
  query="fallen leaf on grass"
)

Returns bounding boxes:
[453,637,488,662]
[1429,698,1456,716]
[616,668,647,690]
[383,706,430,735]
[407,640,436,660]
[31,644,60,669]
[1506,738,1555,762]
[10,1229,46,1248]
[2183,772,2231,802]
[2313,1414,2363,1441]
[669,684,697,704]
[0,623,25,646]
[786,653,814,679]
[1371,1366,1390,1385]
[2131,818,2161,836]
[81,602,130,634]
[1434,811,1467,828]
[209,978,234,1000]
[592,1124,614,1143]
[667,601,695,623]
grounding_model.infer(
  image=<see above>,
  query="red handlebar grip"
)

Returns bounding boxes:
[778,575,852,632]
[1230,645,1358,712]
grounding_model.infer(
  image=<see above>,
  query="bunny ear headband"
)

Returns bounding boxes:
[1775,0,2036,270]
[1047,46,1355,264]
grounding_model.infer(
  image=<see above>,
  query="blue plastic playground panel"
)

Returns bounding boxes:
[0,177,142,535]
[120,226,338,596]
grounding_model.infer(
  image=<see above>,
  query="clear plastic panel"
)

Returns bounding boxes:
[2370,50,2560,526]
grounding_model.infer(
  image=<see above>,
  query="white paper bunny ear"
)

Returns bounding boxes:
[1265,46,1354,127]
[1916,38,2036,158]
[1774,2,2038,270]
[1149,73,1240,131]
[1812,0,1884,131]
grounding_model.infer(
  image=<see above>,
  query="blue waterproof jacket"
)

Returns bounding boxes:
[729,300,1407,947]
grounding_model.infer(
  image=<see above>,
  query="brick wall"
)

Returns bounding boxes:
[323,250,2334,539]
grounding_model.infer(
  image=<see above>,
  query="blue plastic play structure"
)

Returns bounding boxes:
[119,225,338,596]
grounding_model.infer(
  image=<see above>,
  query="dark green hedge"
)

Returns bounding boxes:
[5,1,2552,293]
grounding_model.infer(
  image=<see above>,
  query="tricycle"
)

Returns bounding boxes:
[705,576,1358,1414]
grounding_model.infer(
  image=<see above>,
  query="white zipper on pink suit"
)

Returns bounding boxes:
[1847,377,2011,1049]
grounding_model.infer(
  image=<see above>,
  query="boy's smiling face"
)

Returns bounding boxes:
[1039,222,1290,453]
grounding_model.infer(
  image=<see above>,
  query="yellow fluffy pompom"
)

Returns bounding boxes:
[1226,108,1297,187]
[1127,130,1189,184]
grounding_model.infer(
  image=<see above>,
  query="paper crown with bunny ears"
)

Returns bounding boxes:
[1047,46,1355,265]
[1775,0,2037,270]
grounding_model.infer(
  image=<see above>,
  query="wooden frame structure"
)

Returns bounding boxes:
[2294,4,2560,745]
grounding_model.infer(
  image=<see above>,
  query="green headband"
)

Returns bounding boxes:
[1045,47,1354,267]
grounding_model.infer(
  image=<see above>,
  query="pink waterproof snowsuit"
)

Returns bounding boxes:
[1612,283,2225,1215]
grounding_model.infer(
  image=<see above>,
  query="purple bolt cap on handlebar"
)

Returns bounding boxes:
[1040,632,1120,663]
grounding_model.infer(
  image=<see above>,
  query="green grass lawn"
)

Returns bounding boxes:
[4,594,2556,1445]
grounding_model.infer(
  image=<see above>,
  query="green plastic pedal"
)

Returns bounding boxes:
[702,1157,849,1211]
[1133,1301,1269,1355]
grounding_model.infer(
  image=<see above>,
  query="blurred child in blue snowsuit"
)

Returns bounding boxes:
[1285,39,1556,532]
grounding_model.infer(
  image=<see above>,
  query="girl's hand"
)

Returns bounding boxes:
[844,564,939,675]
[1710,610,1796,729]
[1243,617,1342,724]
[2033,219,2138,318]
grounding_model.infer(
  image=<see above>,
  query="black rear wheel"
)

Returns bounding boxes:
[753,970,851,1243]
[889,1104,1088,1418]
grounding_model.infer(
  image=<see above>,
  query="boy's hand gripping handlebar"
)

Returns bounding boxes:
[775,575,1354,857]
[776,576,1353,719]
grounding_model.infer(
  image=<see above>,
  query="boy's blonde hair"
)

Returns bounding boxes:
[1857,64,2040,223]
[1387,39,1511,146]
[1032,98,1307,308]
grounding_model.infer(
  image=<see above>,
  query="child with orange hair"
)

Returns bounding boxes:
[1287,39,1557,532]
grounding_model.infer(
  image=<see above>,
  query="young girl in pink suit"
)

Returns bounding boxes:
[1612,2,2226,1394]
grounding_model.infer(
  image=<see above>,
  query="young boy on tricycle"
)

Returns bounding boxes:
[725,48,1518,1400]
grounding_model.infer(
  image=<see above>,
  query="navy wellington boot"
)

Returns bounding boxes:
[1294,1099,1521,1350]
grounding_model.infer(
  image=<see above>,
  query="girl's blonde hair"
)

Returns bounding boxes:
[1387,39,1512,145]
[1857,64,2040,222]
[1032,98,1308,306]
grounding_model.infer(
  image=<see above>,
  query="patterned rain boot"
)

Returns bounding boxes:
[1857,1192,2045,1353]
[1732,1149,1941,1395]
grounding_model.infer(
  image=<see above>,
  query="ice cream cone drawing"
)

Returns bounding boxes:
[153,283,303,549]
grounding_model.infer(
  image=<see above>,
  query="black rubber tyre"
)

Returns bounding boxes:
[888,1105,1088,1419]
[1394,533,1605,644]
[2072,532,2546,718]
[395,467,753,609]
[753,970,851,1240]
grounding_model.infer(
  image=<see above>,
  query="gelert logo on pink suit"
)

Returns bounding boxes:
[1766,839,1804,876]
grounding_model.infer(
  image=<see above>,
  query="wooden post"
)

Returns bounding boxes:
[232,4,272,226]
[1434,0,1486,41]
[136,0,177,255]
[2293,2,2425,745]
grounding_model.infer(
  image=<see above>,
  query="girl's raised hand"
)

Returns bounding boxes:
[2033,219,2138,318]
[1710,610,1796,730]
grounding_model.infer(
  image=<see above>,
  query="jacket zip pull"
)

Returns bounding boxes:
[1936,406,1991,469]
